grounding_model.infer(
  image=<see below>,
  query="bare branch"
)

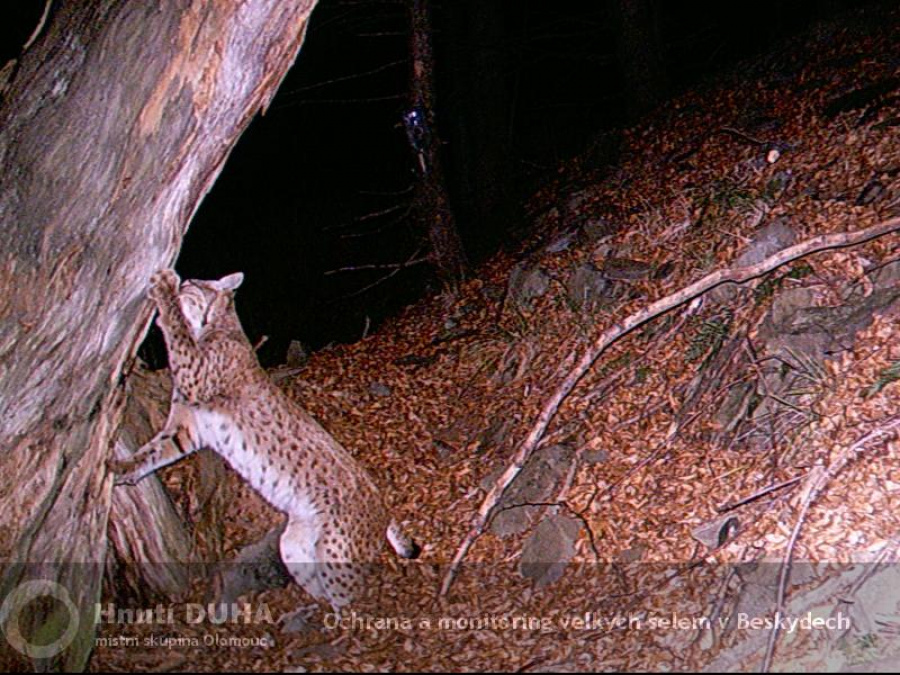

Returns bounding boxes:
[324,255,428,275]
[24,0,53,51]
[337,247,429,299]
[277,58,407,99]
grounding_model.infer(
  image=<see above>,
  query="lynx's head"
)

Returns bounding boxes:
[178,272,244,340]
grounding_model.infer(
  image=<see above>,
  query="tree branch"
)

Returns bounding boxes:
[324,252,428,275]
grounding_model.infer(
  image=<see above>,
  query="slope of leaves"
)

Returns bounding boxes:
[93,4,900,672]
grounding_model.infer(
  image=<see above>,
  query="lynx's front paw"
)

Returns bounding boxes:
[149,269,180,303]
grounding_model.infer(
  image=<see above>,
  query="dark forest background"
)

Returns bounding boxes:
[1,0,874,365]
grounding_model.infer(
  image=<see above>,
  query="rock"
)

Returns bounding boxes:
[703,560,897,671]
[565,186,600,212]
[759,285,900,369]
[279,605,320,635]
[285,340,309,368]
[735,280,900,438]
[856,178,886,206]
[567,263,614,312]
[617,544,647,564]
[766,169,793,199]
[214,525,291,605]
[582,217,617,241]
[712,381,755,435]
[653,260,676,280]
[544,229,579,253]
[477,418,512,454]
[508,262,550,310]
[710,218,797,304]
[739,218,796,266]
[433,439,455,460]
[870,259,900,288]
[368,381,392,397]
[690,515,740,550]
[484,444,575,538]
[519,513,583,587]
[765,286,818,328]
[602,257,654,281]
[712,262,900,443]
[581,448,609,464]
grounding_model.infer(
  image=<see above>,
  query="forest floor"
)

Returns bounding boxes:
[93,3,900,672]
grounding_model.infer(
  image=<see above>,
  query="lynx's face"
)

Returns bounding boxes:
[178,273,244,339]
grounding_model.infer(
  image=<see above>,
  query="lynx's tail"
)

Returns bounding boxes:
[387,520,421,559]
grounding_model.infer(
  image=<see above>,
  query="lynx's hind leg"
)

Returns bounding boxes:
[279,516,329,606]
[312,523,369,612]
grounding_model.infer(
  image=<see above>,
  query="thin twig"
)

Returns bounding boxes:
[24,0,53,51]
[355,203,406,223]
[718,126,766,147]
[324,256,428,275]
[440,216,900,597]
[716,475,803,513]
[277,58,407,98]
[338,247,429,300]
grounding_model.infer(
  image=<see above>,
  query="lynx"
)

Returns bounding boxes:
[111,269,417,612]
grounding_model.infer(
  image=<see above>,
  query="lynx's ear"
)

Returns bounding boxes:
[214,272,244,292]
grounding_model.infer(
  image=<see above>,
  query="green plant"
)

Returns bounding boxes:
[597,351,633,378]
[754,263,814,303]
[863,360,900,398]
[686,314,731,364]
[634,364,652,384]
[694,178,759,227]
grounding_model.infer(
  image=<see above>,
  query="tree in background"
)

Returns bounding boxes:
[444,0,515,258]
[406,0,467,288]
[613,0,666,119]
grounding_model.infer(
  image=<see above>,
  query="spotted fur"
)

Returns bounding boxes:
[111,269,417,611]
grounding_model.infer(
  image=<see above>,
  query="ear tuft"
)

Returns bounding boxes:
[215,272,244,292]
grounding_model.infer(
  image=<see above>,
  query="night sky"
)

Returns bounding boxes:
[1,0,876,365]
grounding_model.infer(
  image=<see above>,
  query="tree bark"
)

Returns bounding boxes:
[106,367,194,604]
[0,0,317,670]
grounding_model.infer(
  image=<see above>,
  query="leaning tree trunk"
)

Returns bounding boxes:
[0,1,317,670]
